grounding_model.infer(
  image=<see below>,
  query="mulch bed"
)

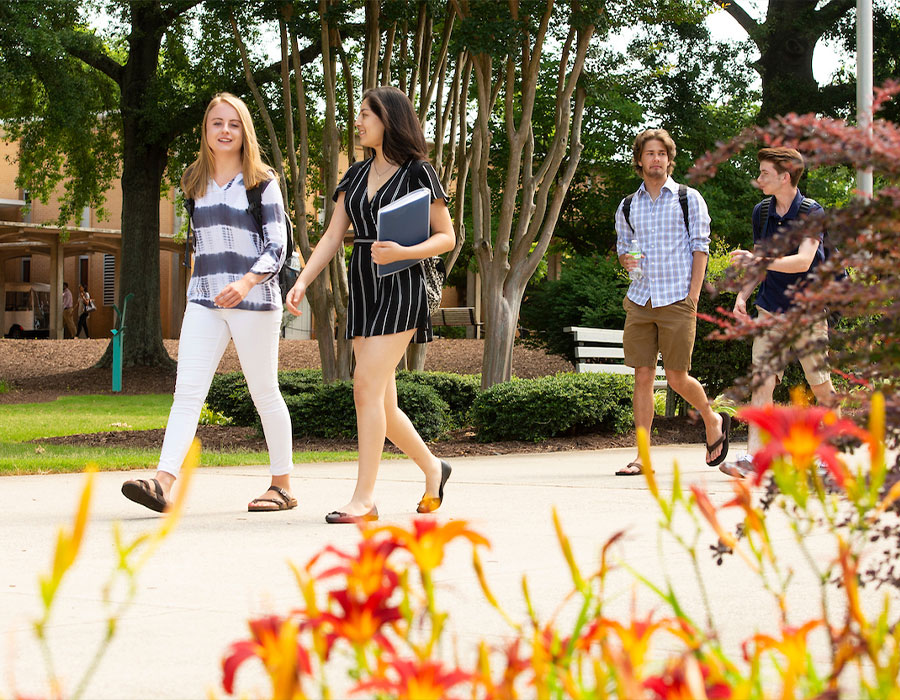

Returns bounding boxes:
[32,418,717,457]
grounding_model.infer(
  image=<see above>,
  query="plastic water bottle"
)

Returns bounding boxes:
[628,238,644,281]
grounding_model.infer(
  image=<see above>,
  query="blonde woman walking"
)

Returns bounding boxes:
[122,93,295,513]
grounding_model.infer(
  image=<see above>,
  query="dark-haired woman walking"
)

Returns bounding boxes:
[286,86,454,523]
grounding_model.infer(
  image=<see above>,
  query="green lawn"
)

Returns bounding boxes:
[0,394,365,475]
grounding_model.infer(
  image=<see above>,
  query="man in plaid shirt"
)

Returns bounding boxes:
[613,129,730,475]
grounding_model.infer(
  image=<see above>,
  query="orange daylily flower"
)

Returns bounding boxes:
[370,518,489,572]
[315,585,402,653]
[222,614,311,698]
[721,478,774,563]
[310,538,400,599]
[742,620,823,700]
[352,655,473,700]
[475,638,531,700]
[580,611,679,675]
[691,486,759,572]
[737,403,867,486]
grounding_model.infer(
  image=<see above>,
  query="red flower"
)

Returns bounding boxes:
[737,403,867,485]
[222,615,311,697]
[312,538,400,599]
[315,585,402,654]
[352,655,473,700]
[643,654,732,700]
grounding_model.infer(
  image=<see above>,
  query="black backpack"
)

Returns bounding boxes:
[622,183,690,234]
[757,196,847,281]
[183,179,298,302]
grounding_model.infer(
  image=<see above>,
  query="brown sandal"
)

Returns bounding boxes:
[615,462,645,476]
[122,478,168,513]
[248,485,297,512]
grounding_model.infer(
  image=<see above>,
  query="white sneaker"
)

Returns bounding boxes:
[719,454,754,479]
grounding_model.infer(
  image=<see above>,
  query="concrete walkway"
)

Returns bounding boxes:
[0,443,882,698]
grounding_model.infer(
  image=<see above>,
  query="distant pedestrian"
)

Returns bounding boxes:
[121,92,295,514]
[285,86,454,523]
[75,284,93,338]
[721,147,839,479]
[62,282,77,339]
[614,128,730,476]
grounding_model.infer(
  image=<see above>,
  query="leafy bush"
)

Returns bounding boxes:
[283,380,449,441]
[470,372,633,442]
[205,372,255,426]
[396,370,480,427]
[209,369,468,441]
[518,254,628,363]
[198,404,233,426]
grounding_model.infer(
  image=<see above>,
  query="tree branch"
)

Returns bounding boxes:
[160,0,204,27]
[718,0,760,40]
[62,40,124,86]
[813,0,855,34]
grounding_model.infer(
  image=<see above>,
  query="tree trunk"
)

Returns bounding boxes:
[97,5,173,368]
[116,141,173,367]
[480,286,522,388]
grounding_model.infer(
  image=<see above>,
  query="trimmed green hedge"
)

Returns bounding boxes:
[207,369,457,442]
[470,372,634,442]
[207,369,635,443]
[396,370,480,428]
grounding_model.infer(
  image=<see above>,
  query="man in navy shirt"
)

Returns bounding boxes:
[722,147,838,478]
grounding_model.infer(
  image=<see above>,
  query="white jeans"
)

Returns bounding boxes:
[158,302,293,477]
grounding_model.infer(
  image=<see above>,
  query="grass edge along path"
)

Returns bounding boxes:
[0,394,368,474]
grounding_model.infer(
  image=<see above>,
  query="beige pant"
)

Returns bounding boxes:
[63,307,77,338]
[752,306,831,385]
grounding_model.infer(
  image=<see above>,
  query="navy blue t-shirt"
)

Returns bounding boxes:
[753,190,825,314]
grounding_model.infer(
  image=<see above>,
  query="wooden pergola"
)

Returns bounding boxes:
[0,218,184,339]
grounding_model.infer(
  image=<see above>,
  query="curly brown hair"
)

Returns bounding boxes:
[631,129,676,176]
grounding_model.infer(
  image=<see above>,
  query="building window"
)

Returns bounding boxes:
[21,257,31,283]
[79,256,89,288]
[103,254,115,306]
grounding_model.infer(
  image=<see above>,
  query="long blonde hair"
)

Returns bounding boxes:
[181,92,275,199]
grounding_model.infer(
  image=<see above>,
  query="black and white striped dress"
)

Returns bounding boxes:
[334,158,448,343]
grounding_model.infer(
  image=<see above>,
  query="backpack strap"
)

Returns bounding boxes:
[621,193,636,233]
[757,196,773,237]
[798,197,816,215]
[677,184,690,233]
[622,186,689,235]
[183,198,195,268]
[245,181,265,235]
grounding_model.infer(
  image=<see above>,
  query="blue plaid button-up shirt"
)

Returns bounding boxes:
[615,177,711,308]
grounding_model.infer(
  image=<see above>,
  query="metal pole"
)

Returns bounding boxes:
[856,0,873,198]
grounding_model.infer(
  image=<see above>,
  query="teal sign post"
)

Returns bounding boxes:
[110,293,134,392]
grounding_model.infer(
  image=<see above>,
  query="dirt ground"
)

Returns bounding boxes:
[1,338,726,456]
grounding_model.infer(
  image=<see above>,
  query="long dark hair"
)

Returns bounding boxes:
[362,86,429,165]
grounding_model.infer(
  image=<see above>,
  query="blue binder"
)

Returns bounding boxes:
[375,187,431,277]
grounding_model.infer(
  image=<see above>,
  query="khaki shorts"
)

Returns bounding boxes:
[752,306,831,385]
[623,296,696,371]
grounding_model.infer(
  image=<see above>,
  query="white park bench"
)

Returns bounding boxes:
[563,325,677,417]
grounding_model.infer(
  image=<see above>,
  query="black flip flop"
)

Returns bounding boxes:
[706,412,731,467]
[122,478,168,513]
